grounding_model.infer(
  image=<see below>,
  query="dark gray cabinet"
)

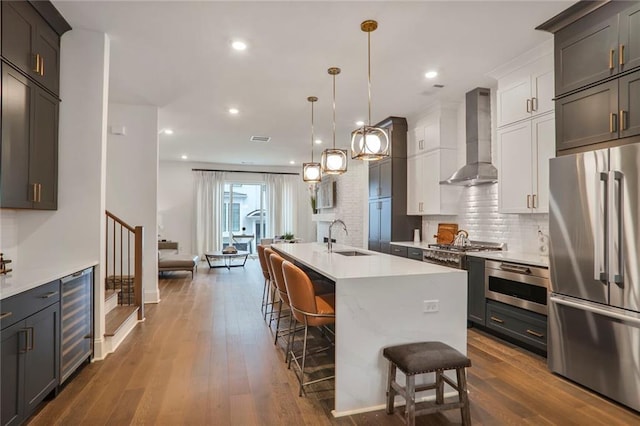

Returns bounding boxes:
[467,257,486,325]
[486,300,547,353]
[0,281,60,426]
[556,69,640,151]
[407,247,423,261]
[390,244,407,258]
[367,117,421,254]
[554,1,640,97]
[1,62,58,209]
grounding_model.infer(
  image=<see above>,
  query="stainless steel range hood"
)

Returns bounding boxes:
[441,87,498,186]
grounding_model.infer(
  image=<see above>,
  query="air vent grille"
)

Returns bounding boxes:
[250,136,271,143]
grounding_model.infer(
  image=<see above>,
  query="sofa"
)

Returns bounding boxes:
[158,241,199,277]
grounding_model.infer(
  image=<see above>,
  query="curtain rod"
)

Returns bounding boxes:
[192,168,299,176]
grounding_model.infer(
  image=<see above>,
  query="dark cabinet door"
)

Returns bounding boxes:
[24,303,59,413]
[1,2,37,77]
[368,163,380,199]
[467,257,486,325]
[556,79,618,151]
[33,22,59,95]
[1,321,25,426]
[30,88,58,210]
[379,198,392,254]
[555,14,618,96]
[1,63,33,209]
[378,159,392,198]
[619,69,640,139]
[368,201,381,252]
[619,2,640,73]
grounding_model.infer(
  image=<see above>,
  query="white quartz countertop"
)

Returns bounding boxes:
[467,251,549,268]
[0,261,99,299]
[389,241,431,249]
[271,243,462,281]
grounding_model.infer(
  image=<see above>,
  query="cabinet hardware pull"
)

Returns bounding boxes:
[0,312,12,320]
[619,44,625,66]
[27,327,34,351]
[40,57,44,76]
[526,99,531,113]
[620,110,627,131]
[19,329,29,353]
[532,97,538,112]
[609,49,615,70]
[37,183,42,202]
[610,113,618,133]
[526,329,544,338]
[490,316,504,324]
[31,183,38,202]
[41,291,59,299]
[532,194,537,209]
[527,194,531,208]
[33,54,41,73]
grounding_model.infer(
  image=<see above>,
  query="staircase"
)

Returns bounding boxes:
[104,211,144,354]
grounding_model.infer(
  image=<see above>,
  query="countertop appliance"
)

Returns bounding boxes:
[423,241,505,269]
[548,143,640,412]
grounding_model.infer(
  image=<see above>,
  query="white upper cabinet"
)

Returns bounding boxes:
[407,105,458,157]
[497,52,554,128]
[498,113,555,213]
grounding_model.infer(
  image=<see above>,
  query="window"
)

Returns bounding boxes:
[222,202,240,232]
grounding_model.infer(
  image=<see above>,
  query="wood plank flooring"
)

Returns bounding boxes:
[28,259,640,425]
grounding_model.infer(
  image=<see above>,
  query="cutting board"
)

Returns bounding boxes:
[435,223,458,244]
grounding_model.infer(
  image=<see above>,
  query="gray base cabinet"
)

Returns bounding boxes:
[486,300,547,353]
[0,281,60,426]
[467,257,486,325]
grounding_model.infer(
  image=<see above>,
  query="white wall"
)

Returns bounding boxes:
[158,161,315,254]
[107,104,159,303]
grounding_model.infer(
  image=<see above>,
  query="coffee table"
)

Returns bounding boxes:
[204,250,250,270]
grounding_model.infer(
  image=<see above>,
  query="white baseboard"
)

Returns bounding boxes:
[331,391,459,417]
[144,288,160,304]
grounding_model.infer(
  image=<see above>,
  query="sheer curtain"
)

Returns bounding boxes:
[265,174,298,238]
[193,171,225,256]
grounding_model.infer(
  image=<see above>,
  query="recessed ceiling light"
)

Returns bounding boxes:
[289,160,295,165]
[231,40,247,51]
[355,120,365,126]
[163,129,174,135]
[181,155,188,160]
[229,108,239,115]
[315,139,322,144]
[425,70,438,79]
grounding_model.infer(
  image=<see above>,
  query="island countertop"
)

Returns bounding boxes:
[271,242,461,281]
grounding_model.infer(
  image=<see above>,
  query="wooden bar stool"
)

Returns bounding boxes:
[383,341,472,426]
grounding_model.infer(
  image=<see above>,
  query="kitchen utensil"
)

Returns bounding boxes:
[434,223,458,244]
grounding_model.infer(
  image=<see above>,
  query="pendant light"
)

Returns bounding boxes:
[321,67,348,175]
[302,96,322,183]
[351,20,390,161]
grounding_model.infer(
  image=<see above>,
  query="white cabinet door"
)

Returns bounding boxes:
[498,121,533,213]
[422,150,440,215]
[532,114,555,213]
[407,127,423,158]
[532,69,554,117]
[497,78,531,127]
[406,155,422,215]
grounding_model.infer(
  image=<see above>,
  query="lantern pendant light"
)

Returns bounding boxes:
[351,20,390,161]
[321,67,348,175]
[302,96,322,183]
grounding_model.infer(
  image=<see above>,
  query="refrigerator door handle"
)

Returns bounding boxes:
[609,171,624,285]
[550,295,640,327]
[595,172,608,281]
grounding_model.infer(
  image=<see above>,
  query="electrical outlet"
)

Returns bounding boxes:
[423,300,439,313]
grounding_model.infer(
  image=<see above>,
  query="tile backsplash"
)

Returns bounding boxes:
[422,183,548,253]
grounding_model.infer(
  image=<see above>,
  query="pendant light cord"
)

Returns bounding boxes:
[367,29,372,126]
[310,100,315,162]
[332,73,336,149]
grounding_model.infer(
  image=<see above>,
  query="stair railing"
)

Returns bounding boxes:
[105,210,144,320]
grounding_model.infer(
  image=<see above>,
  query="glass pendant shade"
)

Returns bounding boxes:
[351,125,389,160]
[321,67,347,175]
[321,149,348,174]
[302,162,322,183]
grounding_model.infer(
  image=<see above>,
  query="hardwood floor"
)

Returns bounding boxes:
[28,259,640,425]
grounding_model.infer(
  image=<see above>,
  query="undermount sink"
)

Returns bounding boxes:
[333,250,371,257]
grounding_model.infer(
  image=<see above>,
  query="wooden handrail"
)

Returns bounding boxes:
[105,210,135,232]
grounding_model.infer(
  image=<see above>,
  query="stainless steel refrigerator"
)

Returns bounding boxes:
[548,143,640,412]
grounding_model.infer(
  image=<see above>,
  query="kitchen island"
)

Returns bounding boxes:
[271,242,467,416]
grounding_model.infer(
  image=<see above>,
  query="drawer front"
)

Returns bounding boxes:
[1,280,60,329]
[390,245,408,257]
[486,300,547,352]
[407,248,423,261]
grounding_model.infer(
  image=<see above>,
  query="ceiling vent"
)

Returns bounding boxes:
[250,136,271,143]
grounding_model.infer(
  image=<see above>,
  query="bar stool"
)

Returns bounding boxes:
[263,247,279,324]
[257,245,272,320]
[383,341,472,426]
[282,260,335,397]
[268,253,299,358]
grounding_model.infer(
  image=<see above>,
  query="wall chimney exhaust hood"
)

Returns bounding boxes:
[441,87,498,186]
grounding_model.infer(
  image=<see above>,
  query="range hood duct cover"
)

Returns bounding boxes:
[441,87,498,186]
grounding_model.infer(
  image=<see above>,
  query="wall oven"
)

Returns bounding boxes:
[485,260,549,315]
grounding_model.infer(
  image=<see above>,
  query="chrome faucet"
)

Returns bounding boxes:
[328,219,348,252]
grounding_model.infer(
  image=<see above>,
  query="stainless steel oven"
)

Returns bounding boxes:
[485,260,549,315]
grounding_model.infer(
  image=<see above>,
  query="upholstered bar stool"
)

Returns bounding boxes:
[383,341,472,426]
[282,260,336,397]
[263,247,279,324]
[257,245,272,320]
[268,253,297,357]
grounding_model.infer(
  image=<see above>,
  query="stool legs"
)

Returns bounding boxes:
[457,367,471,426]
[386,362,397,414]
[436,370,444,405]
[405,374,416,425]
